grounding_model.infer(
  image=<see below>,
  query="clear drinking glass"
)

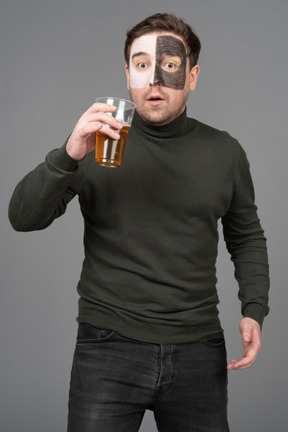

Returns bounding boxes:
[95,97,136,168]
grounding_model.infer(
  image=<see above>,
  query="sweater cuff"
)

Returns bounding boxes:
[243,303,267,328]
[47,141,79,173]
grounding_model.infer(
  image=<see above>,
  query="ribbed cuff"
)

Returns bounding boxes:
[243,303,267,328]
[46,141,79,173]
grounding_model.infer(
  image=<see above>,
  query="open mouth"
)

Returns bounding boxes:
[147,96,164,101]
[147,95,164,105]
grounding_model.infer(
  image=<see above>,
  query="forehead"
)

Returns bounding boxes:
[130,33,187,57]
[130,34,157,57]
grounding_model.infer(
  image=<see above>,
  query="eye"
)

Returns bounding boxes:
[136,62,149,70]
[162,61,178,72]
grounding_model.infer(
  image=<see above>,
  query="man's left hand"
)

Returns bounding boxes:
[227,317,261,370]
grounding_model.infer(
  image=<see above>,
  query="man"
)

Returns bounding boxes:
[9,13,269,432]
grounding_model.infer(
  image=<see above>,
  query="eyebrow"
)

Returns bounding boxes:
[131,51,182,62]
[131,52,150,60]
[160,53,182,59]
[160,51,182,57]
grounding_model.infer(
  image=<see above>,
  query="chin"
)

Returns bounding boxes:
[139,105,184,126]
[141,113,173,126]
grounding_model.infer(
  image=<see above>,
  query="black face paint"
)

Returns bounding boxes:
[154,35,187,90]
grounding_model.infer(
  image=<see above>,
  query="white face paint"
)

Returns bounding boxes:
[129,34,158,89]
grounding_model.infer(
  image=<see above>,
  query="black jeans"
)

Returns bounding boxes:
[68,324,229,432]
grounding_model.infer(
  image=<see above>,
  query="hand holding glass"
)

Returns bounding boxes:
[95,97,136,168]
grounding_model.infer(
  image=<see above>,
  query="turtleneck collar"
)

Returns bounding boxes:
[131,107,192,139]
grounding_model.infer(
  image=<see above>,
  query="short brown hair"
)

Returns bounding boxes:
[124,13,201,69]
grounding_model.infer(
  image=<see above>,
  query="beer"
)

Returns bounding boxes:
[95,124,130,168]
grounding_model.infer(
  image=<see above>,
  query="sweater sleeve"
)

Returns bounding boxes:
[221,145,270,328]
[8,142,82,232]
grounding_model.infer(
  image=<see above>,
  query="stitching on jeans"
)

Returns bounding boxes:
[154,344,176,400]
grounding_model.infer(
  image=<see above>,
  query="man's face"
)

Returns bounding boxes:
[125,32,199,126]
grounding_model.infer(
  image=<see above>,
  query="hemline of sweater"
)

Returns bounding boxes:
[76,309,225,345]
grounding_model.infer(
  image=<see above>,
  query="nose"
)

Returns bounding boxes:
[147,67,160,87]
[153,61,163,85]
[144,68,158,88]
[145,62,162,88]
[149,80,161,87]
[152,62,163,86]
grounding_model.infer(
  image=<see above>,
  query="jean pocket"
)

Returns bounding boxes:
[201,338,225,348]
[76,323,116,344]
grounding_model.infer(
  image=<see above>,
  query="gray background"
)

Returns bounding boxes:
[1,0,287,430]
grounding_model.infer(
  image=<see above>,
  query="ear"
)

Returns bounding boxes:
[125,64,130,91]
[189,65,200,92]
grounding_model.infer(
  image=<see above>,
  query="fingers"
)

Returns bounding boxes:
[76,119,120,140]
[76,106,123,140]
[227,349,257,370]
[99,124,121,140]
[75,122,103,139]
[66,103,123,160]
[85,102,117,115]
[79,112,123,133]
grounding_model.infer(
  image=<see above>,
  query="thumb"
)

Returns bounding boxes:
[243,332,251,343]
[241,323,252,343]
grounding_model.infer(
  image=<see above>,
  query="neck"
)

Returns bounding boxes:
[136,106,186,127]
[132,107,191,139]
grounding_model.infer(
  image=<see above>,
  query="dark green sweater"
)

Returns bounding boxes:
[9,110,269,344]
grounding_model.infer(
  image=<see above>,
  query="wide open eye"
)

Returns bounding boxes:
[162,61,178,72]
[136,62,149,70]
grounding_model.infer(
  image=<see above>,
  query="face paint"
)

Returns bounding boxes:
[154,36,187,90]
[129,35,157,89]
[129,34,187,90]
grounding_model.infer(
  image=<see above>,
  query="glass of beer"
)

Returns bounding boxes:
[95,97,136,168]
